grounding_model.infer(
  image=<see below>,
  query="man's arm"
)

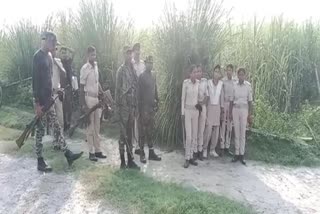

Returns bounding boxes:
[32,55,43,116]
[181,81,186,116]
[115,68,123,107]
[79,65,88,110]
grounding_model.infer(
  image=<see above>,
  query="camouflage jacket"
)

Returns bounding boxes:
[115,63,138,111]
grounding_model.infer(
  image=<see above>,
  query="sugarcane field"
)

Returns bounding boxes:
[0,0,320,213]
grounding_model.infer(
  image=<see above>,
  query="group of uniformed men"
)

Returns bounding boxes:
[32,31,253,172]
[32,32,161,172]
[181,64,253,168]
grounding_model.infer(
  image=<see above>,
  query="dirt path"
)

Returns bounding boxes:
[0,133,319,214]
[100,137,320,214]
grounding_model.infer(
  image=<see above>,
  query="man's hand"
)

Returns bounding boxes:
[57,89,64,102]
[35,103,43,117]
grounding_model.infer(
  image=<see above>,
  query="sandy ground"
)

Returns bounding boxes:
[0,132,320,214]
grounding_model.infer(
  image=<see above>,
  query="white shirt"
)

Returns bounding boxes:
[198,78,208,103]
[207,80,223,105]
[133,59,146,77]
[181,79,199,115]
[222,76,237,102]
[80,62,99,96]
[52,58,65,90]
[232,81,253,105]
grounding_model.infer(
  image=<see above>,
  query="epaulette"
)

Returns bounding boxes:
[183,79,190,83]
[201,78,207,81]
[244,81,251,86]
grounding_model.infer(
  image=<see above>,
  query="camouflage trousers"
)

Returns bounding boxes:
[118,107,134,156]
[35,106,67,158]
[139,111,155,150]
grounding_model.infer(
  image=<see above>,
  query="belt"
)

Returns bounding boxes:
[85,92,98,98]
[234,104,248,109]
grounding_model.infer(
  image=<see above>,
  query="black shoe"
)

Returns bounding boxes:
[193,152,198,160]
[127,159,140,170]
[239,155,246,165]
[95,152,107,159]
[183,160,190,168]
[89,153,98,162]
[225,148,233,156]
[148,149,161,161]
[189,158,198,166]
[232,155,239,163]
[140,150,147,164]
[134,148,141,155]
[120,153,126,169]
[37,157,52,172]
[198,151,203,161]
[64,149,83,166]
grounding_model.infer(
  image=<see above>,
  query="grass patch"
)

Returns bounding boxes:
[246,132,320,166]
[0,106,33,130]
[82,167,254,214]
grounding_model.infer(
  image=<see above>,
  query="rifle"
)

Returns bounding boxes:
[16,96,58,148]
[68,89,114,137]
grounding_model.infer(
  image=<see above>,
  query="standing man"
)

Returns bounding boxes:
[221,64,236,156]
[132,43,146,155]
[33,32,83,172]
[203,69,224,158]
[51,47,66,150]
[195,65,208,161]
[181,65,200,168]
[137,56,162,163]
[115,46,140,170]
[80,46,107,162]
[60,47,74,131]
[230,68,253,165]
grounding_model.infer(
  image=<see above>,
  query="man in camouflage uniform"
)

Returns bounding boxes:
[115,46,140,170]
[137,56,162,163]
[33,32,83,172]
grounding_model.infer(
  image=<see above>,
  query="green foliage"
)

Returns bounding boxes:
[83,167,254,214]
[155,0,229,147]
[0,106,33,130]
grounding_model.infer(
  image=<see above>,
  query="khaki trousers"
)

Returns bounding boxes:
[184,108,198,160]
[53,94,64,134]
[203,125,220,153]
[220,101,232,149]
[196,105,206,152]
[85,96,102,154]
[233,107,248,155]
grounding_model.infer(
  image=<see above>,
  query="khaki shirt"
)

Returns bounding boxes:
[198,78,208,103]
[181,79,199,115]
[80,62,99,96]
[232,81,253,106]
[52,58,65,90]
[133,60,146,77]
[222,76,237,102]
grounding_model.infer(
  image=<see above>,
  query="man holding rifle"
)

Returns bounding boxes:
[80,46,107,162]
[33,32,83,172]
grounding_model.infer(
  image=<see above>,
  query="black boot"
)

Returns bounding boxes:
[189,158,198,166]
[239,155,246,165]
[64,150,83,166]
[134,148,141,155]
[140,150,147,164]
[127,153,140,170]
[37,157,52,172]
[183,160,190,168]
[225,148,233,156]
[89,153,98,162]
[198,151,203,161]
[193,152,198,160]
[120,153,126,169]
[95,152,107,159]
[232,155,239,163]
[148,149,161,161]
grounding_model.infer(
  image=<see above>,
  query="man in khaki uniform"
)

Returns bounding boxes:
[195,65,208,160]
[221,64,236,156]
[181,65,200,168]
[51,48,66,149]
[229,68,253,165]
[80,46,107,162]
[132,43,146,155]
